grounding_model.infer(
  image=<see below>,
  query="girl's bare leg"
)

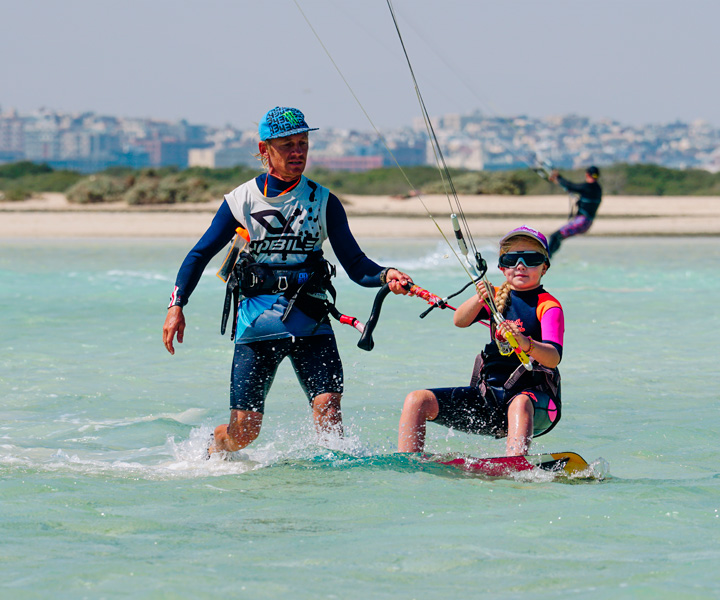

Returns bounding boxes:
[506,394,533,456]
[398,390,439,452]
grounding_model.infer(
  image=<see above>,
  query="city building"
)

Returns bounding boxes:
[1,106,719,174]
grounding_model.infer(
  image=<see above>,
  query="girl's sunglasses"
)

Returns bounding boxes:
[498,251,548,268]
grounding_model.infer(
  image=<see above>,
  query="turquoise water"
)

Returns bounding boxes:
[1,236,719,599]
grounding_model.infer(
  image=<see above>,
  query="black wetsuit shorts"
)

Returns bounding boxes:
[430,385,559,438]
[230,335,343,413]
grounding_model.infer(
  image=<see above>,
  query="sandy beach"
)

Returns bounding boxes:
[1,192,719,238]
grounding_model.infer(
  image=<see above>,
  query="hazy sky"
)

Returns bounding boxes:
[3,0,719,132]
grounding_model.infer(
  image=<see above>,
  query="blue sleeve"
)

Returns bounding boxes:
[170,200,240,307]
[326,194,384,287]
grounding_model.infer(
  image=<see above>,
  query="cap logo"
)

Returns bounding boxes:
[283,110,300,126]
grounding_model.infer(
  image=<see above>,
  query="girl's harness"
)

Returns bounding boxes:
[469,351,562,438]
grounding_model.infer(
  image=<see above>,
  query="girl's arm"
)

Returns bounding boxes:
[454,284,490,328]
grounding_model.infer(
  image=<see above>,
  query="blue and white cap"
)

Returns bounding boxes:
[259,107,319,141]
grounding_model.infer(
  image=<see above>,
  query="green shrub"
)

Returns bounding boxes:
[4,159,720,202]
[0,161,53,179]
[308,165,459,196]
[0,185,33,201]
[124,173,211,205]
[66,175,129,204]
[122,179,152,205]
[156,175,210,204]
[183,165,258,185]
[0,162,82,199]
[422,171,527,195]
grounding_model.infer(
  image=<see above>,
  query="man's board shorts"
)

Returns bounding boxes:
[429,385,559,438]
[230,335,343,413]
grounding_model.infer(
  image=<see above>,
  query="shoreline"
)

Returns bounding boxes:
[1,193,719,238]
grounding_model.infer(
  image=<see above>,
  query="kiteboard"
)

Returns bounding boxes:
[425,451,595,479]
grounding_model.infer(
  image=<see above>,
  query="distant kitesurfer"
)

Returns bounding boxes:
[162,106,413,457]
[546,165,602,257]
[397,226,563,457]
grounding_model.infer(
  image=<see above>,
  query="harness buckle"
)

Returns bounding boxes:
[277,276,289,291]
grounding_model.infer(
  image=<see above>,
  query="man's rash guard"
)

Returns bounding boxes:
[169,173,386,341]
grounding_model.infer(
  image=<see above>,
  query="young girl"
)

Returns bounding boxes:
[398,226,564,457]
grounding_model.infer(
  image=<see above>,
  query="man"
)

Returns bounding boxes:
[162,106,412,456]
[547,165,602,257]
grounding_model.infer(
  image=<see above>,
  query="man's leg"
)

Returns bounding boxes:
[211,409,264,453]
[312,392,343,437]
[290,335,344,440]
[550,215,593,257]
[208,340,285,456]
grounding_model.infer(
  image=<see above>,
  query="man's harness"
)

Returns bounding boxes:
[220,250,338,339]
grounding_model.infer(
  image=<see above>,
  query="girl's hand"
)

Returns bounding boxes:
[495,320,528,349]
[476,281,492,303]
[498,320,560,367]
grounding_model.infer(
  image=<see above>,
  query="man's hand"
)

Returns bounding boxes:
[163,306,186,355]
[385,269,413,295]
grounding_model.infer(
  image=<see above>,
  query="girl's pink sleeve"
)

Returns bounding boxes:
[540,307,564,347]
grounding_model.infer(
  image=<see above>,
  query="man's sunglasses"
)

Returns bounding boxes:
[498,251,548,268]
